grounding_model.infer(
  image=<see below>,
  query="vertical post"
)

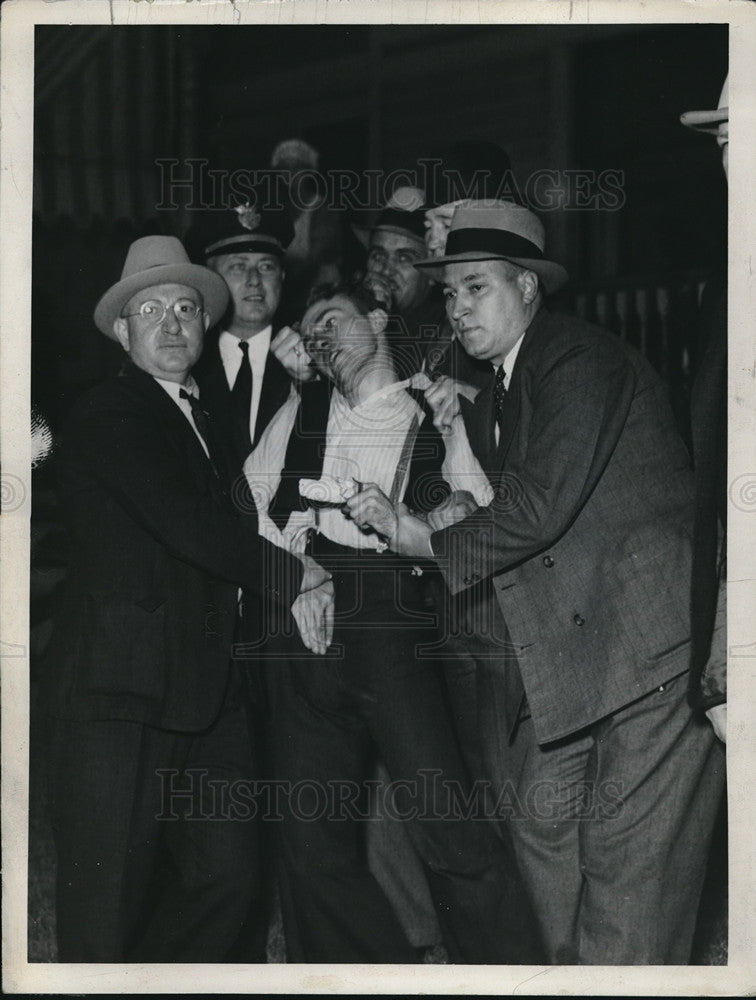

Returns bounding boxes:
[548,45,576,278]
[368,28,383,177]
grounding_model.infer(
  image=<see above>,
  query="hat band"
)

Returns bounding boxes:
[205,233,284,257]
[445,228,544,260]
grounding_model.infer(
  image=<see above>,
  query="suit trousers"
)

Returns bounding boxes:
[476,667,726,964]
[48,668,261,962]
[270,546,543,964]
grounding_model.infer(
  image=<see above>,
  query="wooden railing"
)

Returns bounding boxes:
[553,269,715,389]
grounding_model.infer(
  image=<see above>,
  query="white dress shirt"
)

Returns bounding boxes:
[245,380,425,552]
[219,326,272,444]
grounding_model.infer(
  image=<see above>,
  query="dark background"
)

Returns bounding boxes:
[32,23,728,426]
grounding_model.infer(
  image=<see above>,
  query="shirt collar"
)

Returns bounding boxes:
[492,332,526,390]
[153,374,199,402]
[219,326,272,367]
[332,378,418,413]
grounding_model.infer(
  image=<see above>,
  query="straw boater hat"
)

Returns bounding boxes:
[352,186,428,248]
[414,200,568,295]
[680,75,729,134]
[94,236,230,339]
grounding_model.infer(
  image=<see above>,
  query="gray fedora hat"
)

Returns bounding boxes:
[414,200,568,295]
[94,236,230,338]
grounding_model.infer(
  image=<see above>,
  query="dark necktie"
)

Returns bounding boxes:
[179,388,222,479]
[231,339,253,456]
[494,365,507,433]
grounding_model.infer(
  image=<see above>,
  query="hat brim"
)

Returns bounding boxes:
[414,251,568,295]
[94,263,230,339]
[680,107,728,134]
[351,223,427,250]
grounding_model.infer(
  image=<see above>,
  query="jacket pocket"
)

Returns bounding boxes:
[76,593,167,702]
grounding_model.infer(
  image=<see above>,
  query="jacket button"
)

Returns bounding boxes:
[573,614,585,626]
[543,555,554,568]
[463,574,479,586]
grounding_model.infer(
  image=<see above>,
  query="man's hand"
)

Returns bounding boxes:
[342,483,397,540]
[362,273,394,310]
[271,325,316,383]
[424,376,480,432]
[705,703,726,743]
[426,490,478,532]
[344,485,433,559]
[293,554,334,654]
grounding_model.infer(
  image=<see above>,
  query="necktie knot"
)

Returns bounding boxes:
[238,340,250,358]
[179,386,199,407]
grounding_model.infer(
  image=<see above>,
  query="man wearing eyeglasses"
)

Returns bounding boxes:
[44,236,333,962]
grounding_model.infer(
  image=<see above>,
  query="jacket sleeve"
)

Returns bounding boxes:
[59,392,304,606]
[431,337,638,594]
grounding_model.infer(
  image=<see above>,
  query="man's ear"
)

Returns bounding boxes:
[113,317,130,352]
[367,307,388,335]
[518,270,540,305]
[202,312,211,332]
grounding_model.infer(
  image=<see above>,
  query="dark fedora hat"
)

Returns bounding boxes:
[415,200,568,295]
[94,236,229,338]
[187,198,295,262]
[352,186,428,248]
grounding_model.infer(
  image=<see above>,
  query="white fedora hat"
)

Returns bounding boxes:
[94,236,229,338]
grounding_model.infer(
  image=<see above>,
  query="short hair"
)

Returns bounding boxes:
[492,258,541,292]
[305,280,381,316]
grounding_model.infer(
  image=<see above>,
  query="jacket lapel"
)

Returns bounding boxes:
[118,363,229,493]
[254,349,291,448]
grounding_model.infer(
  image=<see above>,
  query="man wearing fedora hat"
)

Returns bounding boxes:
[347,200,725,963]
[189,201,297,474]
[44,235,333,962]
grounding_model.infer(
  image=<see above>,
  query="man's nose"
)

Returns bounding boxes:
[245,266,262,287]
[370,255,390,277]
[162,306,182,333]
[449,295,468,322]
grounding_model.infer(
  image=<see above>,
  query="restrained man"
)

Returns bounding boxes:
[244,282,542,965]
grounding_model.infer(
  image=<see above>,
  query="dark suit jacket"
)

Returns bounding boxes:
[431,307,696,745]
[193,331,292,474]
[46,362,303,732]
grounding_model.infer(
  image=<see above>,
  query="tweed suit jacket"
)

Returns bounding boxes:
[193,330,292,473]
[430,308,696,745]
[46,362,303,732]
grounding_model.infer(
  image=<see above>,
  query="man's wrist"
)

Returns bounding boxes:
[392,509,433,559]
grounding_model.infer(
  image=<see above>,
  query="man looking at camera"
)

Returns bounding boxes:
[45,236,332,963]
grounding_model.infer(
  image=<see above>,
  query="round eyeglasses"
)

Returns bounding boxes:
[121,298,202,325]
